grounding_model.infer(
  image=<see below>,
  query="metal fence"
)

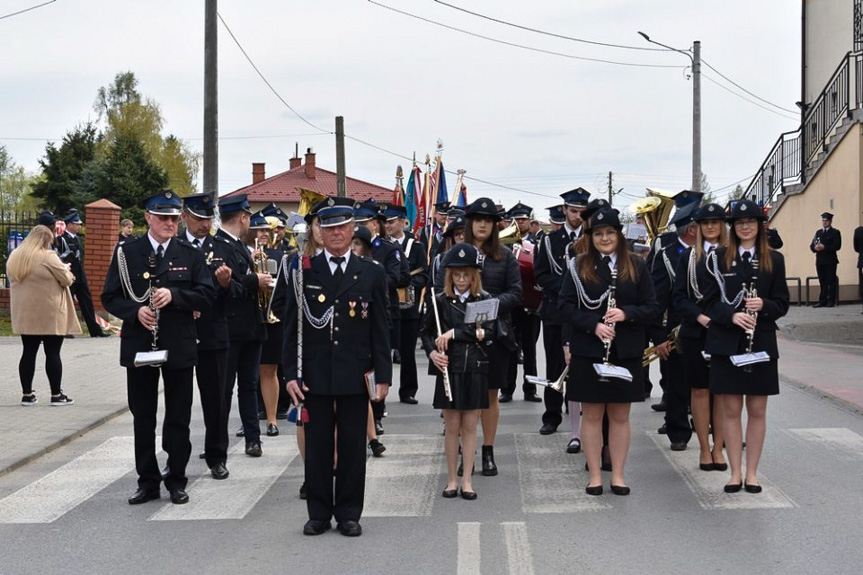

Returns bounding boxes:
[0,211,38,286]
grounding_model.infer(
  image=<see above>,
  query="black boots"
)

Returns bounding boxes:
[481,445,498,477]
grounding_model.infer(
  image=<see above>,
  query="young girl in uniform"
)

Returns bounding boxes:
[421,243,496,500]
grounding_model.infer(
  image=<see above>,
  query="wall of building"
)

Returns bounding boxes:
[805,0,855,104]
[771,123,863,301]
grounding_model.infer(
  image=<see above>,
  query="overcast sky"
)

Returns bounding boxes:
[1,0,801,213]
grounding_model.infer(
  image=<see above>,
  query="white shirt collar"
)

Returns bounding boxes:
[564,223,581,237]
[147,233,170,254]
[600,252,617,269]
[323,248,351,273]
[185,230,204,245]
[738,246,755,257]
[220,228,239,242]
[678,237,691,249]
[454,287,470,303]
[703,240,717,252]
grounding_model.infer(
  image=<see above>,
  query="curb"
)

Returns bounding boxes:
[779,372,863,418]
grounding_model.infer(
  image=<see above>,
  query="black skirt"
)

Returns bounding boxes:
[433,372,490,410]
[260,322,283,365]
[566,356,645,404]
[679,334,710,390]
[709,355,779,396]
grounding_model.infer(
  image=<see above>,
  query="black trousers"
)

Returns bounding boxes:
[127,365,193,491]
[19,335,64,395]
[225,340,262,443]
[304,393,368,522]
[70,280,101,336]
[663,351,692,444]
[195,348,229,467]
[859,267,863,310]
[541,323,565,427]
[398,317,421,400]
[816,263,838,305]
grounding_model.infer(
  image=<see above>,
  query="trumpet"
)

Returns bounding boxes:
[642,325,681,367]
[526,364,568,394]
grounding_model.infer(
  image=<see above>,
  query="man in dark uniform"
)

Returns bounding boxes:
[355,200,408,433]
[854,219,863,313]
[532,189,590,433]
[63,210,110,337]
[384,204,428,404]
[284,197,391,538]
[421,200,450,261]
[501,202,542,403]
[102,190,215,505]
[810,211,842,307]
[651,203,699,450]
[217,194,272,457]
[179,192,232,480]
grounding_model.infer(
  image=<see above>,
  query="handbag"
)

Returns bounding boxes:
[496,316,517,351]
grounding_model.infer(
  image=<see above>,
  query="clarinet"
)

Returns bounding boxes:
[743,254,759,372]
[602,268,618,365]
[147,255,160,352]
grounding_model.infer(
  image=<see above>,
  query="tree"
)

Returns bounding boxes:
[729,184,746,201]
[1,146,42,214]
[31,123,98,215]
[700,173,715,205]
[94,72,199,196]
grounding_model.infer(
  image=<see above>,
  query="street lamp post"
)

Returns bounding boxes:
[639,32,701,194]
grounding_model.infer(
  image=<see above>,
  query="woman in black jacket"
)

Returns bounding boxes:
[461,198,522,476]
[672,203,728,472]
[421,244,496,500]
[559,208,658,495]
[702,199,790,494]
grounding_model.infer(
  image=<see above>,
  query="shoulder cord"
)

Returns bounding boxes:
[686,249,704,301]
[544,234,562,275]
[662,249,676,281]
[117,246,151,304]
[567,257,610,310]
[292,258,334,330]
[405,238,415,258]
[705,250,745,307]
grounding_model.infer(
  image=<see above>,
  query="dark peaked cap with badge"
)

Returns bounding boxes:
[672,189,704,208]
[466,197,503,221]
[589,208,622,230]
[560,188,591,208]
[218,193,252,215]
[144,190,182,215]
[726,199,767,221]
[546,205,566,225]
[693,203,725,221]
[821,212,834,220]
[261,203,289,226]
[581,198,610,226]
[668,202,699,229]
[443,215,466,238]
[442,243,481,268]
[318,197,357,227]
[183,192,216,219]
[508,202,533,219]
[64,209,83,225]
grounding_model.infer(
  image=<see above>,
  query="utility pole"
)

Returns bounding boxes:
[335,116,346,197]
[608,171,613,206]
[203,0,218,195]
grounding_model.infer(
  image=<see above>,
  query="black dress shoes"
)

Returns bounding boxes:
[460,489,477,500]
[128,488,160,505]
[400,396,419,405]
[524,393,542,403]
[266,423,279,436]
[210,462,229,480]
[245,441,263,457]
[566,438,582,454]
[303,519,331,535]
[744,481,763,494]
[368,439,386,457]
[337,520,362,537]
[657,424,668,435]
[670,441,687,451]
[539,423,558,435]
[724,482,743,493]
[610,484,631,496]
[160,465,171,479]
[498,393,513,403]
[585,484,603,496]
[481,445,497,476]
[651,400,667,412]
[442,488,458,498]
[168,487,189,504]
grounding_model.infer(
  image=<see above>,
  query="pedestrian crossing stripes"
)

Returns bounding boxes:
[364,434,444,517]
[514,433,612,513]
[457,522,481,575]
[502,522,535,575]
[786,428,863,460]
[148,437,300,521]
[646,432,796,510]
[0,436,135,524]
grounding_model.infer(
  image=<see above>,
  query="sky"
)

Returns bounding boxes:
[0,0,802,214]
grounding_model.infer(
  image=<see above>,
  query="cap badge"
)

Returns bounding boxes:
[597,213,604,220]
[741,204,748,211]
[458,249,466,257]
[708,206,715,212]
[481,201,488,208]
[166,191,173,198]
[328,198,335,206]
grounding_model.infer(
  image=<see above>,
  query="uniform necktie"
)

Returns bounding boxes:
[570,231,577,242]
[192,238,200,249]
[156,244,164,262]
[601,255,611,267]
[330,256,345,280]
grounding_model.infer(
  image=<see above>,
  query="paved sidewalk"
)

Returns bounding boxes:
[0,304,861,477]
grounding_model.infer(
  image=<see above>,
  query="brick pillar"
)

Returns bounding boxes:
[84,199,122,312]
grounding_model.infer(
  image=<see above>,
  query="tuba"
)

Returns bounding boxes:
[628,188,676,243]
[498,221,521,245]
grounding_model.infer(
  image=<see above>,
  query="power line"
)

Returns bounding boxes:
[367,1,683,69]
[0,0,56,21]
[701,58,797,114]
[431,0,669,52]
[702,73,798,121]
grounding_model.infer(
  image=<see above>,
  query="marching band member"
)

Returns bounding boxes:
[421,243,496,500]
[429,216,466,291]
[533,190,590,438]
[558,208,658,495]
[384,204,429,404]
[102,191,215,505]
[461,198,522,476]
[671,203,728,472]
[283,197,391,537]
[702,199,789,493]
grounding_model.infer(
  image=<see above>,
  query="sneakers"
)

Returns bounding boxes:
[21,394,37,406]
[50,393,74,406]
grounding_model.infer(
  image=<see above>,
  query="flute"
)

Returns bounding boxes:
[429,287,453,402]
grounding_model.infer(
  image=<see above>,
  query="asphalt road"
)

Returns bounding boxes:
[1,348,863,574]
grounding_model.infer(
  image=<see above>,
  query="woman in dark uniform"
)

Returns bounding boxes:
[672,203,728,472]
[558,208,658,495]
[702,199,789,493]
[461,198,521,476]
[421,243,496,500]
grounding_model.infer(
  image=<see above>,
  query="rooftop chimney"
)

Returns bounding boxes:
[252,162,266,184]
[289,156,301,170]
[304,148,316,180]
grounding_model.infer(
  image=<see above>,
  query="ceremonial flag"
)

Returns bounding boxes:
[454,182,468,207]
[414,166,429,234]
[392,168,405,207]
[405,165,420,229]
[434,159,448,205]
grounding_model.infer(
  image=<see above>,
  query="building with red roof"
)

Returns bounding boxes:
[221,148,393,214]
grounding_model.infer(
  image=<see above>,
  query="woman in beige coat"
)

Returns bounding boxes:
[7,225,82,405]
